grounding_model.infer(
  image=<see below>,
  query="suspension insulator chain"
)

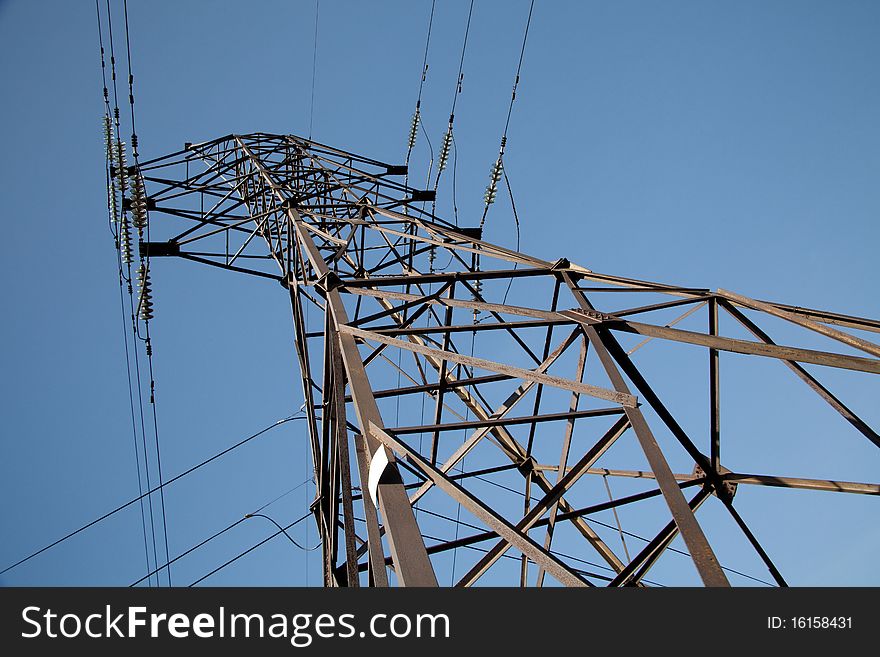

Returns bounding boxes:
[137,262,154,322]
[408,103,421,152]
[103,115,118,222]
[483,156,503,207]
[115,139,128,199]
[438,120,453,174]
[130,169,149,234]
[113,139,133,264]
[103,114,114,167]
[120,210,133,265]
[482,136,506,222]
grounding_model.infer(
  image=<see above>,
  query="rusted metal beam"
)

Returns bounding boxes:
[458,416,631,587]
[562,272,729,587]
[536,336,591,587]
[722,472,880,495]
[718,288,880,359]
[563,310,880,374]
[407,330,581,505]
[339,324,636,407]
[609,487,713,587]
[281,206,436,586]
[720,300,880,448]
[369,423,590,587]
[709,297,721,472]
[388,407,625,435]
[353,434,388,587]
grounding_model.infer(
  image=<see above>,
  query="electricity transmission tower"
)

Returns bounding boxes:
[126,133,879,587]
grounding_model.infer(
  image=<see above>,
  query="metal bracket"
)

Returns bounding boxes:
[410,189,436,202]
[139,240,180,258]
[315,270,343,296]
[694,462,737,502]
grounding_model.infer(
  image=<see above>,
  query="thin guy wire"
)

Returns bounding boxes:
[602,474,631,562]
[309,0,319,140]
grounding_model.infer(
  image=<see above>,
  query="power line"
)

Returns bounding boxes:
[145,351,171,586]
[188,511,312,586]
[433,0,475,194]
[448,0,474,120]
[481,0,535,227]
[102,0,162,586]
[0,415,304,577]
[96,0,154,587]
[131,518,247,588]
[117,250,156,585]
[122,0,138,156]
[244,513,321,551]
[130,475,313,587]
[108,0,163,589]
[252,477,315,515]
[121,0,173,588]
[503,0,535,138]
[404,0,436,176]
[308,0,320,140]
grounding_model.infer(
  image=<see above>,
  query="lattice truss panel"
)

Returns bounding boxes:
[133,133,879,587]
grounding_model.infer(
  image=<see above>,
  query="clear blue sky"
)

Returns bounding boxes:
[0,0,877,587]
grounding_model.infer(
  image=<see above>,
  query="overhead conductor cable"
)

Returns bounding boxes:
[481,0,535,228]
[95,0,155,586]
[480,0,536,308]
[434,0,475,191]
[404,0,437,198]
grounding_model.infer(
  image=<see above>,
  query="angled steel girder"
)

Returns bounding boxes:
[131,133,880,587]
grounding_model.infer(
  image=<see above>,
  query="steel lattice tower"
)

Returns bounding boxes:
[128,133,879,587]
